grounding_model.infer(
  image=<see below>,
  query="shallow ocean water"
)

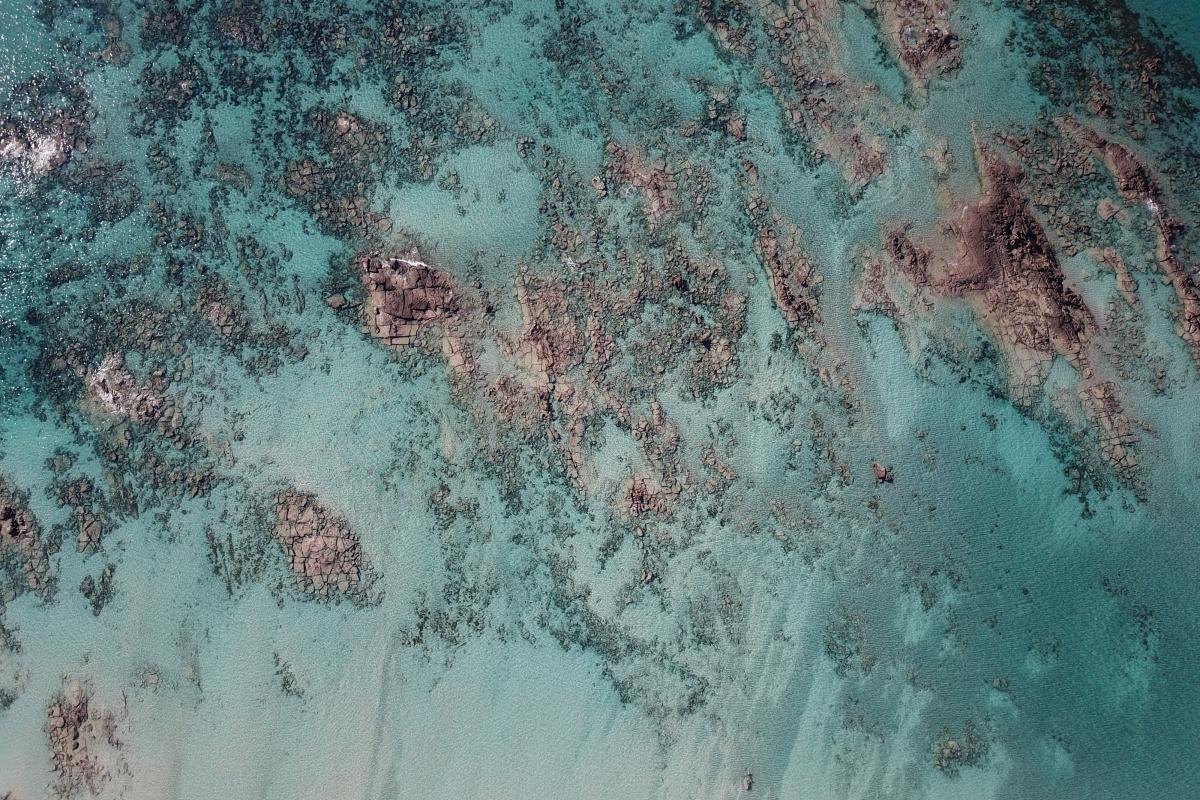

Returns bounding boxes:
[0,0,1198,798]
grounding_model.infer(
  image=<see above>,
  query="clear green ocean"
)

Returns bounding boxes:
[0,0,1198,798]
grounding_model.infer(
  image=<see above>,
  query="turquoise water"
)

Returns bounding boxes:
[1,0,1198,798]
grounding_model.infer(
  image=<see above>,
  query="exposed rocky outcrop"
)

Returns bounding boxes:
[604,141,678,227]
[749,198,823,335]
[273,490,377,602]
[623,473,683,518]
[358,252,474,373]
[84,354,163,426]
[0,77,90,181]
[697,0,891,186]
[868,137,1145,486]
[863,0,960,92]
[1063,119,1200,365]
[54,477,108,553]
[941,142,1093,397]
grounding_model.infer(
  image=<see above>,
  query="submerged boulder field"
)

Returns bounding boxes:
[0,0,1198,798]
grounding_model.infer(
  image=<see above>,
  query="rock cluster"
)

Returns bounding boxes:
[510,271,584,388]
[605,142,678,226]
[749,198,823,334]
[699,0,892,186]
[283,157,391,237]
[948,145,1092,379]
[197,284,246,339]
[79,564,116,616]
[359,252,474,373]
[54,477,106,553]
[872,139,1146,484]
[680,86,747,141]
[46,680,124,800]
[0,77,90,180]
[359,254,454,341]
[1066,121,1200,364]
[0,124,71,176]
[273,491,373,601]
[622,400,688,518]
[931,722,988,775]
[866,0,960,90]
[1080,381,1139,479]
[284,158,332,197]
[0,481,52,601]
[85,354,163,426]
[315,110,387,162]
[623,474,683,518]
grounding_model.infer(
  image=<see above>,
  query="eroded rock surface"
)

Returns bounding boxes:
[942,142,1093,397]
[0,481,53,602]
[749,198,823,335]
[273,490,377,602]
[46,679,126,800]
[865,0,961,91]
[359,252,474,373]
[85,354,163,425]
[868,137,1147,486]
[1063,119,1200,364]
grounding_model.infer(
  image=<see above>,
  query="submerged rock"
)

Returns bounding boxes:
[84,354,163,426]
[0,481,53,602]
[273,490,378,602]
[45,679,126,799]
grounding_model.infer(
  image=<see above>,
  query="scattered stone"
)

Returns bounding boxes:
[79,564,116,616]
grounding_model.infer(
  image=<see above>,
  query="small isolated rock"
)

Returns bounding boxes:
[325,292,348,309]
[872,461,894,483]
[1096,197,1120,221]
[742,772,753,791]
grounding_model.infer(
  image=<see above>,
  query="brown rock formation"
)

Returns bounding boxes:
[273,491,374,601]
[872,137,1145,484]
[84,354,163,425]
[623,473,683,518]
[749,198,823,334]
[605,141,678,226]
[863,0,960,91]
[359,252,474,374]
[699,0,893,186]
[1079,381,1139,480]
[1094,246,1140,308]
[509,271,584,388]
[1062,119,1200,364]
[940,142,1093,398]
[46,680,125,800]
[54,477,107,553]
[284,158,332,197]
[0,481,52,601]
